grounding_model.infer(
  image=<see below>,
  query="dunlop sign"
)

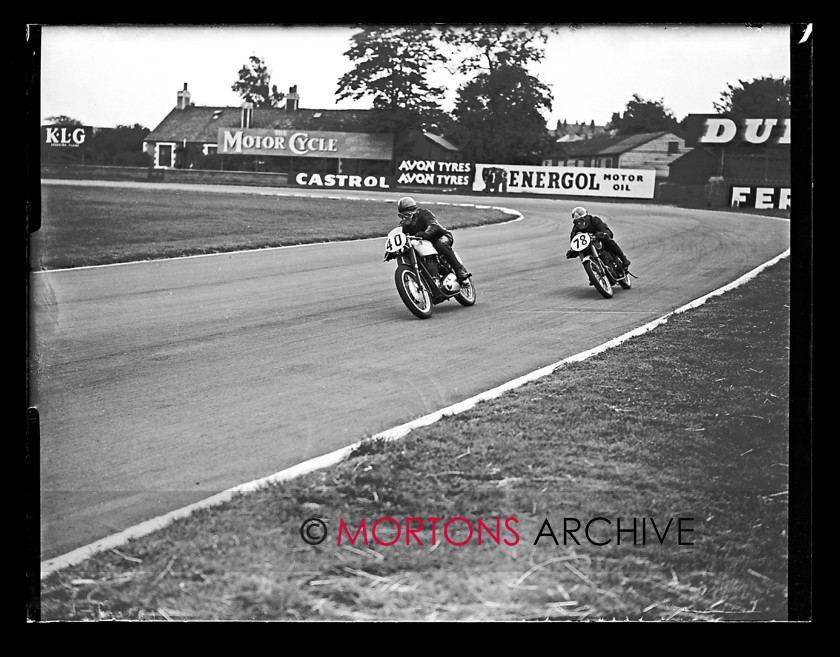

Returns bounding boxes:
[684,115,790,147]
[473,163,656,199]
[218,129,393,160]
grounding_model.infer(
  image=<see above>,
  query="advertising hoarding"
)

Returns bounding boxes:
[41,126,93,148]
[292,172,394,190]
[683,115,791,147]
[730,185,791,210]
[473,163,656,199]
[218,129,393,160]
[395,160,474,189]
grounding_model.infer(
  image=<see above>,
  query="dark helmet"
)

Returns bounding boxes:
[397,196,418,217]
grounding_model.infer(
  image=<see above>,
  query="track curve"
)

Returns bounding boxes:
[31,186,790,559]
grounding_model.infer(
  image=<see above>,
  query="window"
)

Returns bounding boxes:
[668,141,680,154]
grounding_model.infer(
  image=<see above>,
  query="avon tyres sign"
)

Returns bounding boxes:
[683,115,791,147]
[473,163,656,199]
[218,129,393,160]
[395,160,474,189]
[42,126,92,148]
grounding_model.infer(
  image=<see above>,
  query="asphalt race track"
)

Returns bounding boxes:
[31,184,791,561]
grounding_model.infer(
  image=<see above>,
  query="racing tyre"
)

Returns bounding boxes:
[618,274,632,290]
[584,260,613,299]
[455,278,476,306]
[395,265,433,319]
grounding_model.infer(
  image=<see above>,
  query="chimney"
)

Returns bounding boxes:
[241,102,253,129]
[177,83,191,110]
[285,85,299,111]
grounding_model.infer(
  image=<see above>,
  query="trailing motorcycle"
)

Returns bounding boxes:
[383,227,476,319]
[568,231,632,299]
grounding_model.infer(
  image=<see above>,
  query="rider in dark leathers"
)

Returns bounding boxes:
[397,196,472,282]
[565,206,631,269]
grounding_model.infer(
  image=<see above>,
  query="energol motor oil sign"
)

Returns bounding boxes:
[473,163,656,199]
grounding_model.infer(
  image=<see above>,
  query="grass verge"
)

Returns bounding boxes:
[34,185,514,270]
[38,254,793,621]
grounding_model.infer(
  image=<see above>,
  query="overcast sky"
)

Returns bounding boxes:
[36,23,798,131]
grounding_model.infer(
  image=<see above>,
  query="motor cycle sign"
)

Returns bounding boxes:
[472,163,656,199]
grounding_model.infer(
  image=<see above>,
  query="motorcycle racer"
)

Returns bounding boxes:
[565,206,631,270]
[396,196,472,282]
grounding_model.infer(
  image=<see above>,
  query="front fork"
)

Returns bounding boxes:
[400,250,431,289]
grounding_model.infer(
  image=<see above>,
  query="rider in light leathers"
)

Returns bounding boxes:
[397,197,472,282]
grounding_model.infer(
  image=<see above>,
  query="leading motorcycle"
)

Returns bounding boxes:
[383,227,476,319]
[568,231,633,299]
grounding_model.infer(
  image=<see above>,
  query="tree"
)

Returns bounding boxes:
[441,26,555,164]
[450,64,553,164]
[439,24,554,72]
[610,94,680,135]
[336,26,448,126]
[713,75,790,120]
[88,124,151,166]
[43,115,83,126]
[231,55,286,108]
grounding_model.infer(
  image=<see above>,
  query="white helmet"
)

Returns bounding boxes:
[571,206,588,221]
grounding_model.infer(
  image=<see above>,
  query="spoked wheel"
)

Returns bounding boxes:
[395,265,433,319]
[455,278,476,306]
[618,273,632,290]
[584,260,614,299]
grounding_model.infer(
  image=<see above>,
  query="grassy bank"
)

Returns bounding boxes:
[38,251,794,621]
[34,185,514,270]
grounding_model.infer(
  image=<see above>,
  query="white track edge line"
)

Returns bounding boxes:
[39,248,791,577]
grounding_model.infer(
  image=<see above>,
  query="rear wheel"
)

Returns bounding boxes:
[395,265,433,319]
[584,260,613,299]
[455,278,476,306]
[618,274,632,290]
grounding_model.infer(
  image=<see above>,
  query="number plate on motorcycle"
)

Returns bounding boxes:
[570,232,591,251]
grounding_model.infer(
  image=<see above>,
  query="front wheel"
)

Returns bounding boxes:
[455,278,476,306]
[395,265,433,319]
[583,260,614,299]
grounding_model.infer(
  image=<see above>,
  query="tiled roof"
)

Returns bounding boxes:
[145,105,395,142]
[599,131,671,155]
[546,131,673,158]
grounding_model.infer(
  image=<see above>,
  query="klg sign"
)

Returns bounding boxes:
[42,126,92,148]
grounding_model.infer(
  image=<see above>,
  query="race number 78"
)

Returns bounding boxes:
[570,232,591,251]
